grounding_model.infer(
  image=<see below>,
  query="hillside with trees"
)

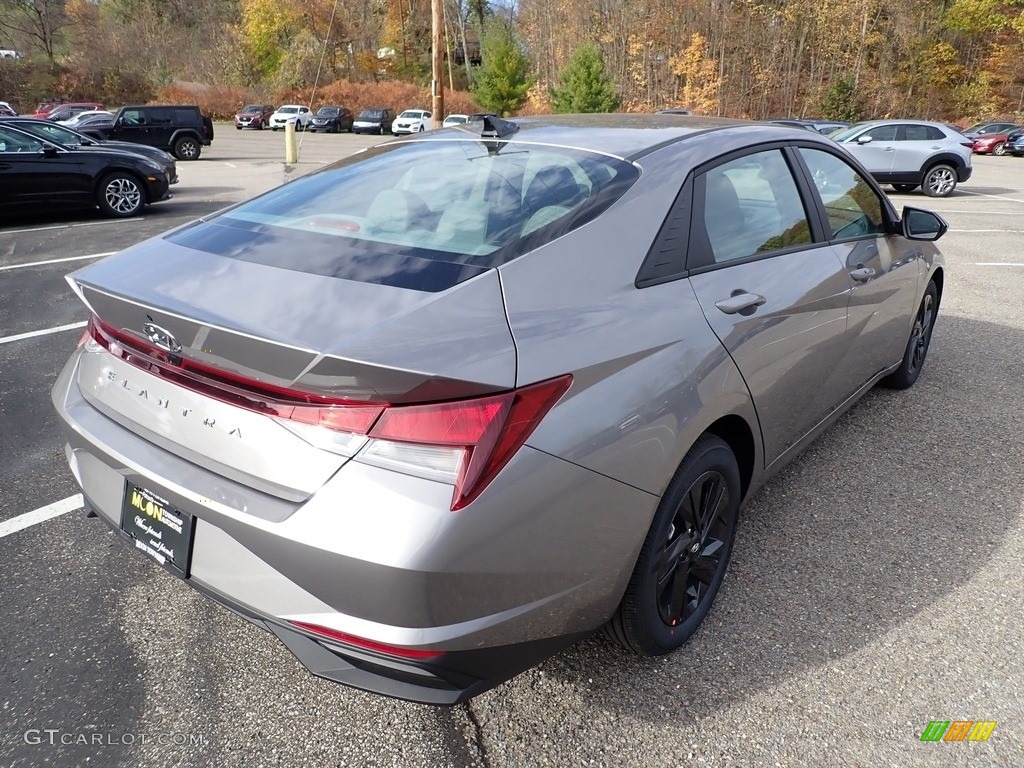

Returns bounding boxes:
[1,0,1022,122]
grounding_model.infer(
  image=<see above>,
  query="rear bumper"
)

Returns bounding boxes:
[958,165,973,182]
[51,347,657,702]
[91,495,588,705]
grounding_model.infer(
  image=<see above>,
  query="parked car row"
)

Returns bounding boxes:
[0,119,173,218]
[232,103,477,136]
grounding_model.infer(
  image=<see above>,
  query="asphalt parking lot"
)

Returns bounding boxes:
[1,130,1022,767]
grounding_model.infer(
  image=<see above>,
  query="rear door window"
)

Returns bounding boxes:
[694,149,813,265]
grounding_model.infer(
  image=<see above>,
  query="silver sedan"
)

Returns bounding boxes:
[52,115,947,704]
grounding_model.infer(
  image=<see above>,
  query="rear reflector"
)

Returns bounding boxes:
[288,620,443,660]
[86,314,572,508]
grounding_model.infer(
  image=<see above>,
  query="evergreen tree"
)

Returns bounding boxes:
[471,27,534,116]
[551,43,620,113]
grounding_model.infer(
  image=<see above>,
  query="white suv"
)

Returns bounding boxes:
[392,109,434,135]
[269,105,312,131]
[831,120,972,197]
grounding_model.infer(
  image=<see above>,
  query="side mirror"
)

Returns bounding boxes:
[857,134,873,144]
[41,145,59,158]
[901,206,948,241]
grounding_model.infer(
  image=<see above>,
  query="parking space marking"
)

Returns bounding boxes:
[974,262,1024,266]
[0,219,143,236]
[959,190,1024,204]
[949,229,1024,233]
[0,494,83,539]
[0,251,115,272]
[0,321,87,345]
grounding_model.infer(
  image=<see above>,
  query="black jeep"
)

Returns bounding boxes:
[83,105,214,161]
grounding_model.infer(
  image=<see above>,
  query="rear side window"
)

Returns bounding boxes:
[698,150,812,264]
[147,108,174,125]
[900,124,944,141]
[167,140,638,291]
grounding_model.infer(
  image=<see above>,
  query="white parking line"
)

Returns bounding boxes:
[0,251,115,272]
[0,494,83,539]
[958,190,1024,204]
[949,229,1024,233]
[0,321,87,345]
[0,219,143,236]
[974,262,1024,266]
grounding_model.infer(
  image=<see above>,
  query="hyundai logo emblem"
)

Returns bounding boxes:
[142,319,182,354]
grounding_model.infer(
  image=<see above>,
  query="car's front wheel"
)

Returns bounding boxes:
[605,434,741,656]
[922,164,957,197]
[881,280,939,390]
[96,172,145,218]
[173,136,201,161]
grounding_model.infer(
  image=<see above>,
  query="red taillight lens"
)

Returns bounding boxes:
[87,314,571,508]
[288,620,443,660]
[369,375,572,509]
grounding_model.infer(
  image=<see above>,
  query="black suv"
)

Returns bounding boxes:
[84,105,214,161]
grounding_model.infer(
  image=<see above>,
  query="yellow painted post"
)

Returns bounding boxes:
[285,120,298,163]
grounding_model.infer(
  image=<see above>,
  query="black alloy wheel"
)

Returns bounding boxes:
[606,434,741,655]
[881,280,939,389]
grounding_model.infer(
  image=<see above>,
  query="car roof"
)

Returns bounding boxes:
[847,119,950,127]
[412,113,792,159]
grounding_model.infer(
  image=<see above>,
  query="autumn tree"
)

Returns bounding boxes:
[472,26,534,115]
[0,0,70,65]
[550,42,619,113]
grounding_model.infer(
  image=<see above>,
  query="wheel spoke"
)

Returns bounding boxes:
[667,561,690,621]
[698,476,726,540]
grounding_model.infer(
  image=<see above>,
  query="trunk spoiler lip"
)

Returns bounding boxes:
[69,279,512,399]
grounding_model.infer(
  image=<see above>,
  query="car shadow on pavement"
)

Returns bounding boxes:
[518,313,1022,722]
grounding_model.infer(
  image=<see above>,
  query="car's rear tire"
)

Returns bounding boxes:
[605,434,741,656]
[881,281,939,390]
[893,183,918,193]
[173,136,201,161]
[921,164,957,197]
[96,172,146,218]
[993,142,1006,156]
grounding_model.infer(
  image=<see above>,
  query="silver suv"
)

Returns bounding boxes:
[831,120,972,197]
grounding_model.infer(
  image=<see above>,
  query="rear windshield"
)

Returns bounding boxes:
[359,110,383,119]
[167,139,638,292]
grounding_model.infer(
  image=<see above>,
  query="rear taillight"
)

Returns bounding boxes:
[288,620,443,660]
[365,375,572,509]
[86,315,571,509]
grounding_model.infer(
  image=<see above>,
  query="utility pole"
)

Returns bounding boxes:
[432,0,444,121]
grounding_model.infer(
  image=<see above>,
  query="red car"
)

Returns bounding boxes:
[234,104,275,130]
[31,101,105,120]
[972,128,1022,156]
